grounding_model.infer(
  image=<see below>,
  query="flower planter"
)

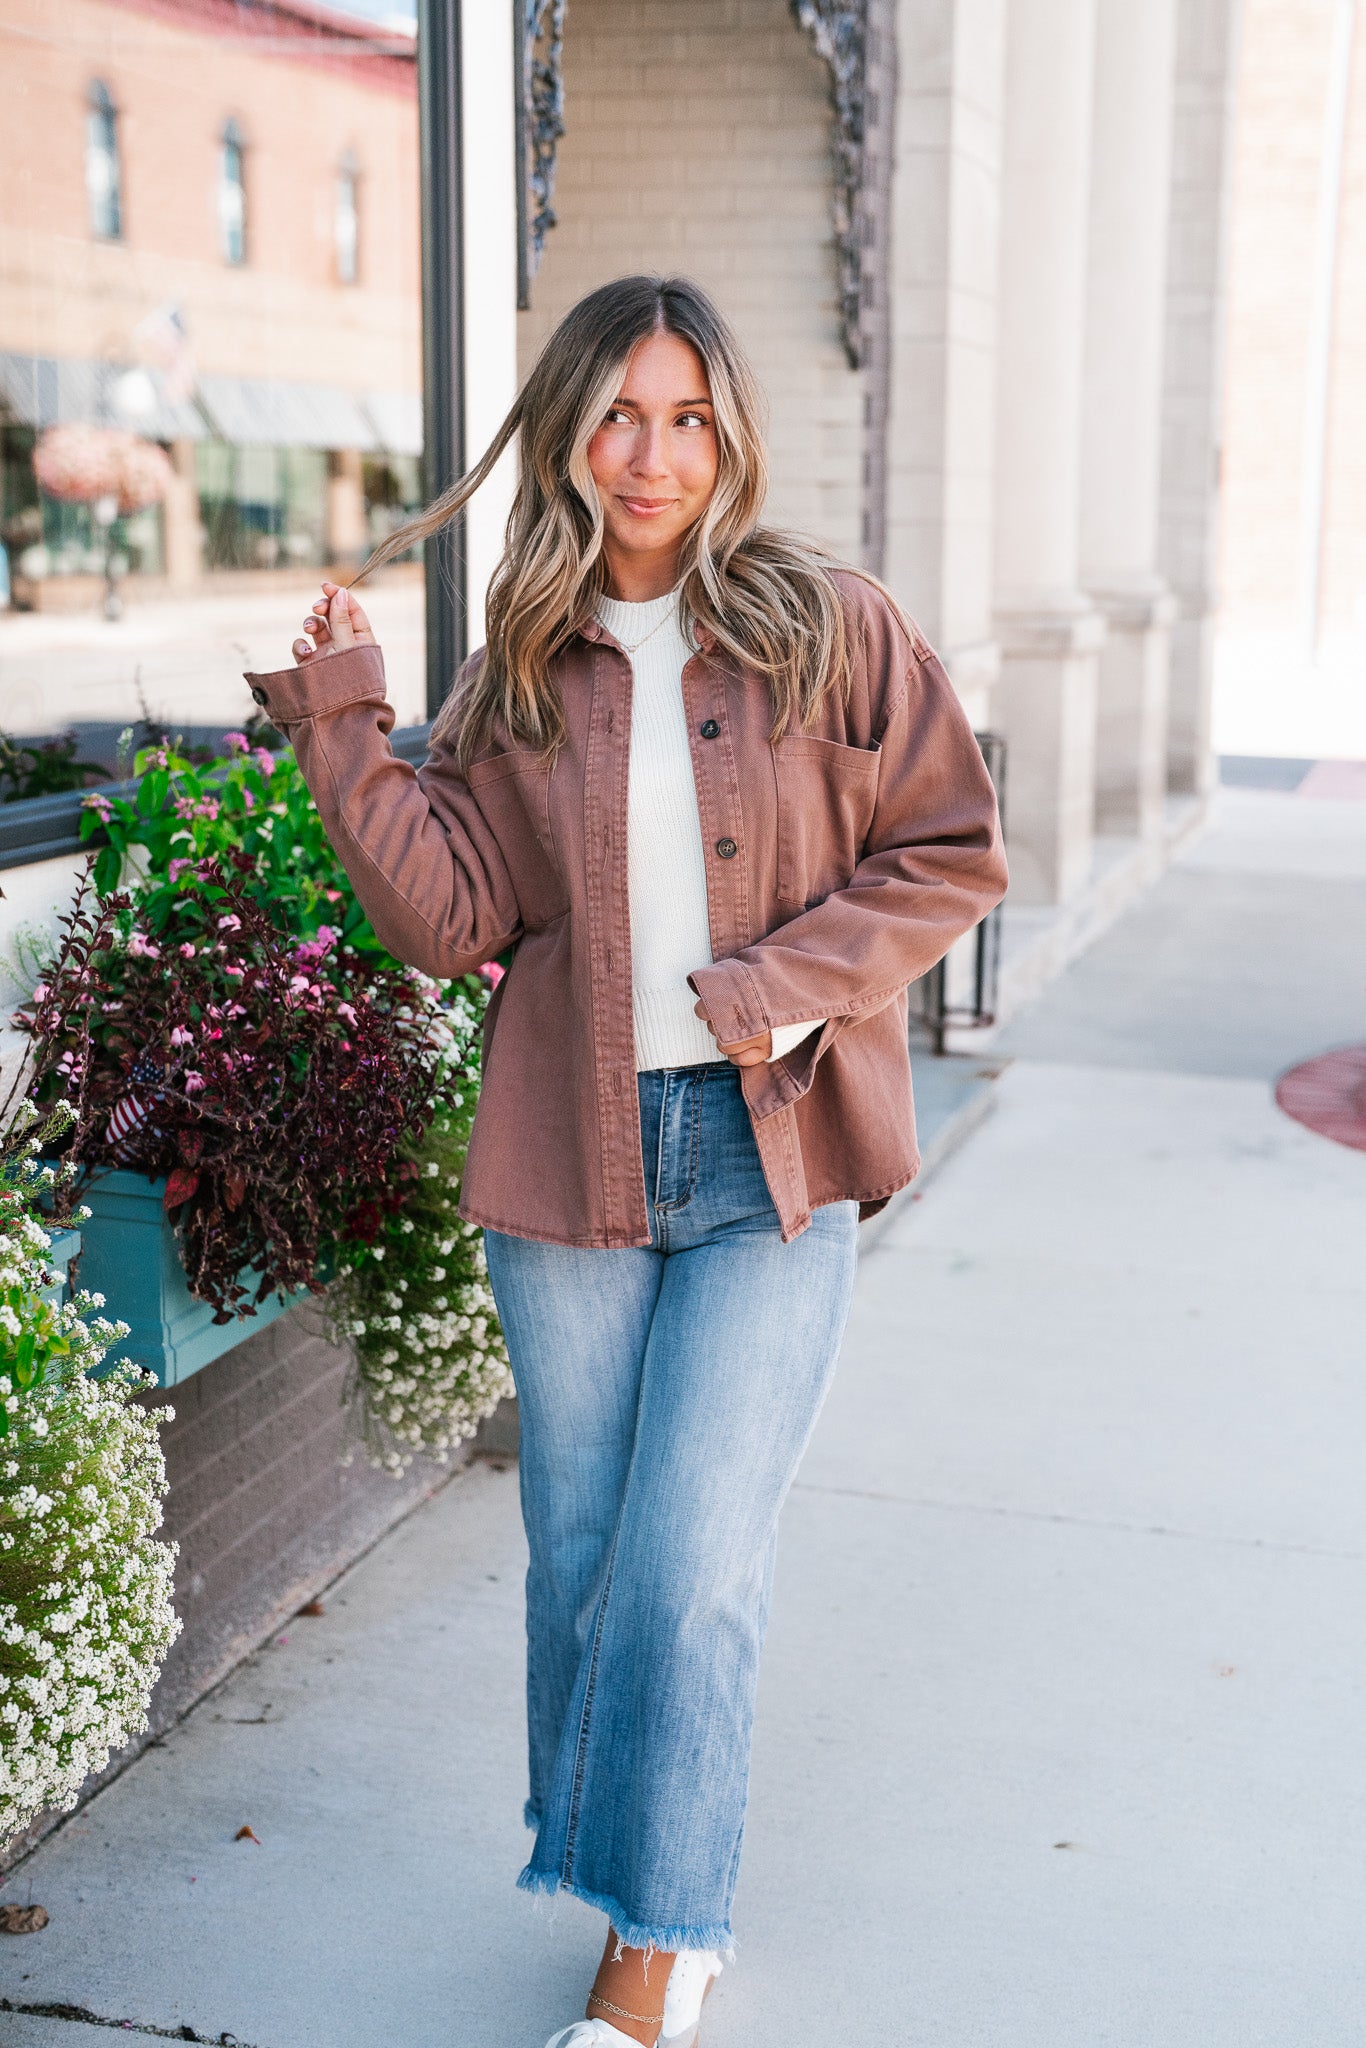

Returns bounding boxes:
[39,1225,83,1308]
[73,1169,310,1388]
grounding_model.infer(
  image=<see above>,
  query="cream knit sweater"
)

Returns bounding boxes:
[596,587,823,1073]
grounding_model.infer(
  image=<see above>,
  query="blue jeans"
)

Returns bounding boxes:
[483,1062,858,1954]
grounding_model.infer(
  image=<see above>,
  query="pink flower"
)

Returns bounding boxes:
[336,1002,357,1025]
[168,858,193,884]
[179,941,196,958]
[480,961,506,989]
[241,788,256,811]
[127,932,161,959]
[217,914,241,932]
[183,1071,206,1094]
[254,748,276,779]
[170,1026,194,1047]
[31,982,48,1003]
[223,731,249,753]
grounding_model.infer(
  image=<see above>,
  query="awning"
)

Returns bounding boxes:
[361,389,423,457]
[0,351,208,440]
[195,374,380,452]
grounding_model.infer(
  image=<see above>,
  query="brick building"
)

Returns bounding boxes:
[0,0,423,604]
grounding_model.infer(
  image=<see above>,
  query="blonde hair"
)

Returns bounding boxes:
[356,274,853,765]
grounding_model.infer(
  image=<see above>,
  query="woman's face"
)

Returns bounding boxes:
[587,330,719,589]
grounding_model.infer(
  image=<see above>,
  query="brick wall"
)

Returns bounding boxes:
[143,1305,438,1731]
[0,0,420,390]
[516,0,867,562]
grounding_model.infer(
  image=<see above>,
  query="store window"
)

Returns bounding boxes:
[0,6,427,802]
[85,81,122,241]
[220,119,248,267]
[336,150,361,284]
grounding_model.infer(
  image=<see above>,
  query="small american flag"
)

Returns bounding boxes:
[106,1055,166,1165]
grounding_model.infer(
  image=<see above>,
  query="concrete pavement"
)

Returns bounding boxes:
[1,783,1363,2046]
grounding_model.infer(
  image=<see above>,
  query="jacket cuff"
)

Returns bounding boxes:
[242,643,388,728]
[687,957,769,1046]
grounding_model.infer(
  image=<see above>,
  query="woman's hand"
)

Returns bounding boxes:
[694,999,772,1067]
[290,581,379,666]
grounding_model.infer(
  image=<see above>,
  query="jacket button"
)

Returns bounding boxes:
[699,718,720,739]
[250,686,267,705]
[715,836,737,859]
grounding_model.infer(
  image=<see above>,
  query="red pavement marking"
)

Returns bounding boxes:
[1275,1045,1366,1152]
[1297,760,1366,800]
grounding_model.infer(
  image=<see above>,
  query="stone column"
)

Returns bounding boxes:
[1080,0,1180,839]
[1158,0,1243,797]
[884,0,1009,731]
[991,0,1103,904]
[161,438,203,593]
[326,449,367,568]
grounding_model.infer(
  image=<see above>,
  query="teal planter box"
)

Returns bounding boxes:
[39,1225,82,1308]
[73,1169,310,1388]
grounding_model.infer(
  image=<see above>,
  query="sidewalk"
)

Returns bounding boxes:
[2,785,1363,2047]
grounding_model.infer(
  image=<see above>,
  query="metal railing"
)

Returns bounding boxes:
[913,728,1007,1054]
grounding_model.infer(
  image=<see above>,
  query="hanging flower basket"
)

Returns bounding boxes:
[32,424,171,514]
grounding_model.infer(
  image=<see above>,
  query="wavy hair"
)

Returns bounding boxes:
[355,274,854,765]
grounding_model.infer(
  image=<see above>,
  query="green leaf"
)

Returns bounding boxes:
[93,845,123,895]
[137,768,170,817]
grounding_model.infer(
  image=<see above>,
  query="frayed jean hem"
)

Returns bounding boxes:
[516,1862,736,1961]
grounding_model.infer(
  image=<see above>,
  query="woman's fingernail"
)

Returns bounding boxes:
[293,639,309,654]
[335,588,349,609]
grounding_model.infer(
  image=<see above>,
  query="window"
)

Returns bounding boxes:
[0,7,428,861]
[335,150,360,284]
[85,80,122,240]
[219,119,247,266]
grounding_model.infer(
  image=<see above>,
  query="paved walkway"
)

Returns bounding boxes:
[3,786,1363,2047]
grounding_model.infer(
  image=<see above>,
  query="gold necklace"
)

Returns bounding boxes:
[610,604,676,656]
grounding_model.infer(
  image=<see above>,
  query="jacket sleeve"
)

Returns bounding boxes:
[243,644,522,979]
[688,639,1007,1103]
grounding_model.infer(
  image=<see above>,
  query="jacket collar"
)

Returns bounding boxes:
[576,614,718,655]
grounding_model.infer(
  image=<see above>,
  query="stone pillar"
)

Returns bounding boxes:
[1158,0,1243,797]
[1080,0,1180,839]
[884,0,1009,730]
[326,448,367,568]
[991,0,1103,904]
[162,438,202,593]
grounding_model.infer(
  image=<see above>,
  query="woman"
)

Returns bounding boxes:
[245,275,1006,2046]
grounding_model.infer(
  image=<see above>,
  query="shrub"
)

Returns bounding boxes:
[19,862,452,1321]
[325,983,512,1472]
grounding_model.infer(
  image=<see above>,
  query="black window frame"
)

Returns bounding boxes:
[1,12,467,869]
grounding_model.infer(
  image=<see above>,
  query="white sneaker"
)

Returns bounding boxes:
[661,1949,723,2045]
[544,2023,643,2048]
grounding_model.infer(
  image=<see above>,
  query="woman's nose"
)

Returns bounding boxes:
[629,425,670,478]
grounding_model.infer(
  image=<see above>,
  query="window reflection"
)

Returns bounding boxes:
[0,1,426,763]
[336,150,361,285]
[220,120,248,268]
[85,80,122,241]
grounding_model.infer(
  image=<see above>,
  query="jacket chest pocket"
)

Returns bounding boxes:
[772,734,881,907]
[464,752,569,929]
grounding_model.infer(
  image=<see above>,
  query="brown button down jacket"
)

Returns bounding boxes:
[245,570,1007,1247]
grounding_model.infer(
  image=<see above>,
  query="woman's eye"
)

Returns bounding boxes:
[604,407,632,426]
[677,411,711,429]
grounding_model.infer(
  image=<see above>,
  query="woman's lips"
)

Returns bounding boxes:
[619,496,676,516]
